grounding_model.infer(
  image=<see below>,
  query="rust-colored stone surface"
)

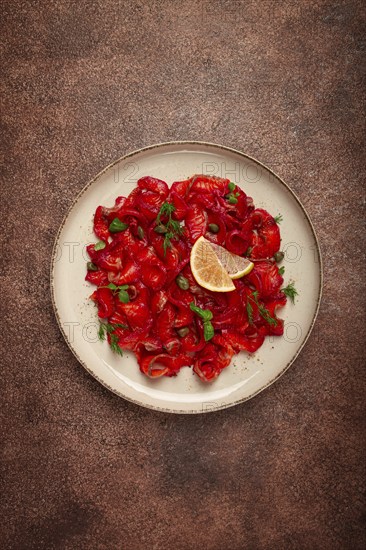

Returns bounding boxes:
[1,1,365,549]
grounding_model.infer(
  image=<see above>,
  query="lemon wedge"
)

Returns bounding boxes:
[190,236,254,292]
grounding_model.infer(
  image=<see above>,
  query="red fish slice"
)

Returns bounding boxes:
[87,175,288,382]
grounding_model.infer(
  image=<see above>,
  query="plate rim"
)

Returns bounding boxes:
[50,141,323,414]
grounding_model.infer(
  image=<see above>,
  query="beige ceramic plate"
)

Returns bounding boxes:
[51,142,322,413]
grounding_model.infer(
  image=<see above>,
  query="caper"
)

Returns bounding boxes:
[176,274,190,290]
[228,182,236,192]
[208,223,219,233]
[177,327,189,338]
[137,226,145,239]
[274,251,284,263]
[87,262,98,271]
[154,224,168,234]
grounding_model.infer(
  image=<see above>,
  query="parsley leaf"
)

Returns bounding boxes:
[100,283,130,300]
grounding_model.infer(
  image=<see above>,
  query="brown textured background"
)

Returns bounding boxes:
[1,1,365,549]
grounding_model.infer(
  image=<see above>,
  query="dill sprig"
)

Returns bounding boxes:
[156,202,175,225]
[274,214,283,224]
[155,202,184,254]
[246,298,254,325]
[98,321,128,356]
[163,231,174,255]
[281,282,298,304]
[257,303,277,326]
[98,321,128,340]
[109,334,124,356]
[248,291,278,326]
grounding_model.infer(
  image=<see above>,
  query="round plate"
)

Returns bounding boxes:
[51,142,322,413]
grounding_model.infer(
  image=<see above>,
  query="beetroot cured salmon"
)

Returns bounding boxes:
[86,175,291,382]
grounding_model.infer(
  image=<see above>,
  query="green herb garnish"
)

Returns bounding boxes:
[98,321,128,356]
[109,333,124,356]
[281,282,298,304]
[155,202,184,255]
[246,298,254,325]
[98,323,107,341]
[249,291,278,326]
[155,202,175,225]
[100,283,130,302]
[118,289,130,303]
[257,304,277,326]
[190,302,213,322]
[190,302,214,341]
[163,232,174,255]
[109,218,128,233]
[279,266,285,276]
[98,322,128,340]
[94,241,106,251]
[274,214,283,224]
[101,283,129,291]
[203,321,215,341]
